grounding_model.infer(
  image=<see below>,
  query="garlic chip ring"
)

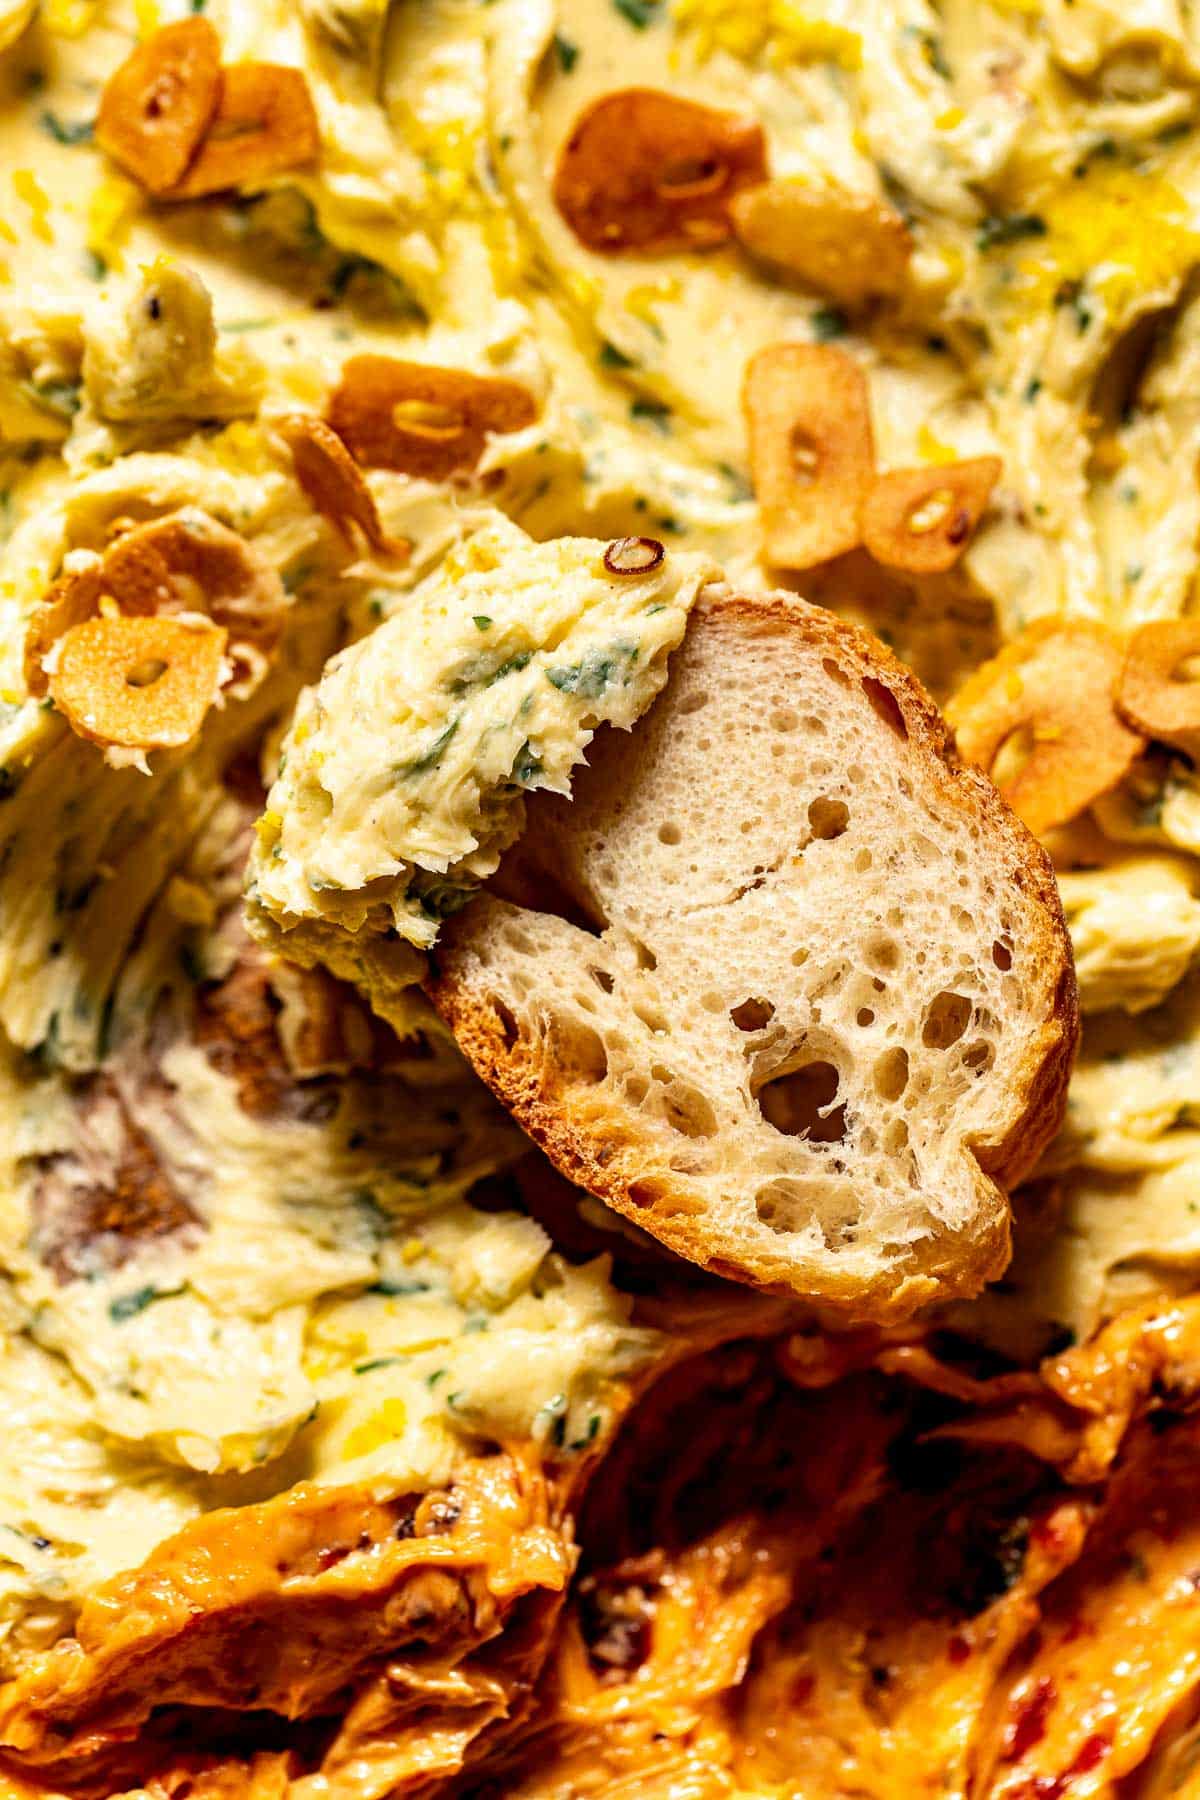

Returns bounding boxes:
[1117,618,1200,759]
[327,356,538,482]
[96,17,222,195]
[49,615,227,753]
[553,88,767,255]
[862,457,1002,576]
[167,61,319,199]
[947,619,1146,837]
[278,415,410,559]
[25,511,286,699]
[743,343,875,570]
[731,178,912,306]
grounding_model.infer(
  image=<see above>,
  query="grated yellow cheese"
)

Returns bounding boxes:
[1019,169,1200,319]
[918,424,960,465]
[40,0,99,34]
[672,0,862,69]
[341,1397,409,1460]
[12,171,52,245]
[87,175,141,274]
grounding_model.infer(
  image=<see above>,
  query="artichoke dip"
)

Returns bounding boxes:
[0,3,1199,1799]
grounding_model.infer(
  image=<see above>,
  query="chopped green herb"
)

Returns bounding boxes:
[1024,377,1042,402]
[83,248,107,282]
[39,110,93,145]
[472,614,493,631]
[717,460,753,504]
[354,1356,403,1374]
[569,1413,602,1451]
[368,1277,429,1297]
[630,396,671,431]
[547,643,638,699]
[21,378,81,420]
[415,877,476,919]
[109,1285,183,1324]
[178,941,204,984]
[512,742,543,784]
[613,0,659,23]
[811,305,849,341]
[400,720,458,778]
[976,212,1047,251]
[553,32,579,72]
[920,31,951,79]
[600,341,636,370]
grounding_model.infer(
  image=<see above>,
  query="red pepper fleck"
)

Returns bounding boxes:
[947,1632,971,1665]
[1002,1676,1056,1762]
[790,1671,815,1707]
[1070,1732,1111,1776]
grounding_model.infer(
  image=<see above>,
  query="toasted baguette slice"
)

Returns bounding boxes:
[427,592,1078,1321]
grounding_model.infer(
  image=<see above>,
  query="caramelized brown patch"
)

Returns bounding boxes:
[193,951,307,1120]
[32,1091,201,1284]
[553,88,767,254]
[96,18,223,195]
[327,356,538,482]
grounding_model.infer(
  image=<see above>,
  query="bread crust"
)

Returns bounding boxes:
[427,591,1079,1324]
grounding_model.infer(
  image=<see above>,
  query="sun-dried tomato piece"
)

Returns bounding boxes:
[743,342,875,569]
[167,61,319,199]
[49,614,227,753]
[862,457,1002,575]
[948,620,1146,836]
[278,415,410,558]
[96,18,222,195]
[26,510,285,699]
[1117,618,1200,758]
[327,356,538,482]
[731,178,912,305]
[553,88,767,255]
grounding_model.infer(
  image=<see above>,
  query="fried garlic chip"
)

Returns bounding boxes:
[948,620,1146,837]
[731,178,912,306]
[1118,619,1200,758]
[327,355,538,481]
[25,510,285,697]
[96,18,222,195]
[49,615,227,753]
[279,414,410,558]
[743,342,875,570]
[168,61,319,199]
[553,88,767,254]
[862,456,1002,576]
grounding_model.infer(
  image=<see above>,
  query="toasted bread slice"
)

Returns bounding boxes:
[427,592,1078,1321]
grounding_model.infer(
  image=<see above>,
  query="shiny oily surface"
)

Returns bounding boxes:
[0,1,1198,1798]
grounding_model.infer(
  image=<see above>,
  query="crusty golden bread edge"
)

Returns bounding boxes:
[427,589,1080,1325]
